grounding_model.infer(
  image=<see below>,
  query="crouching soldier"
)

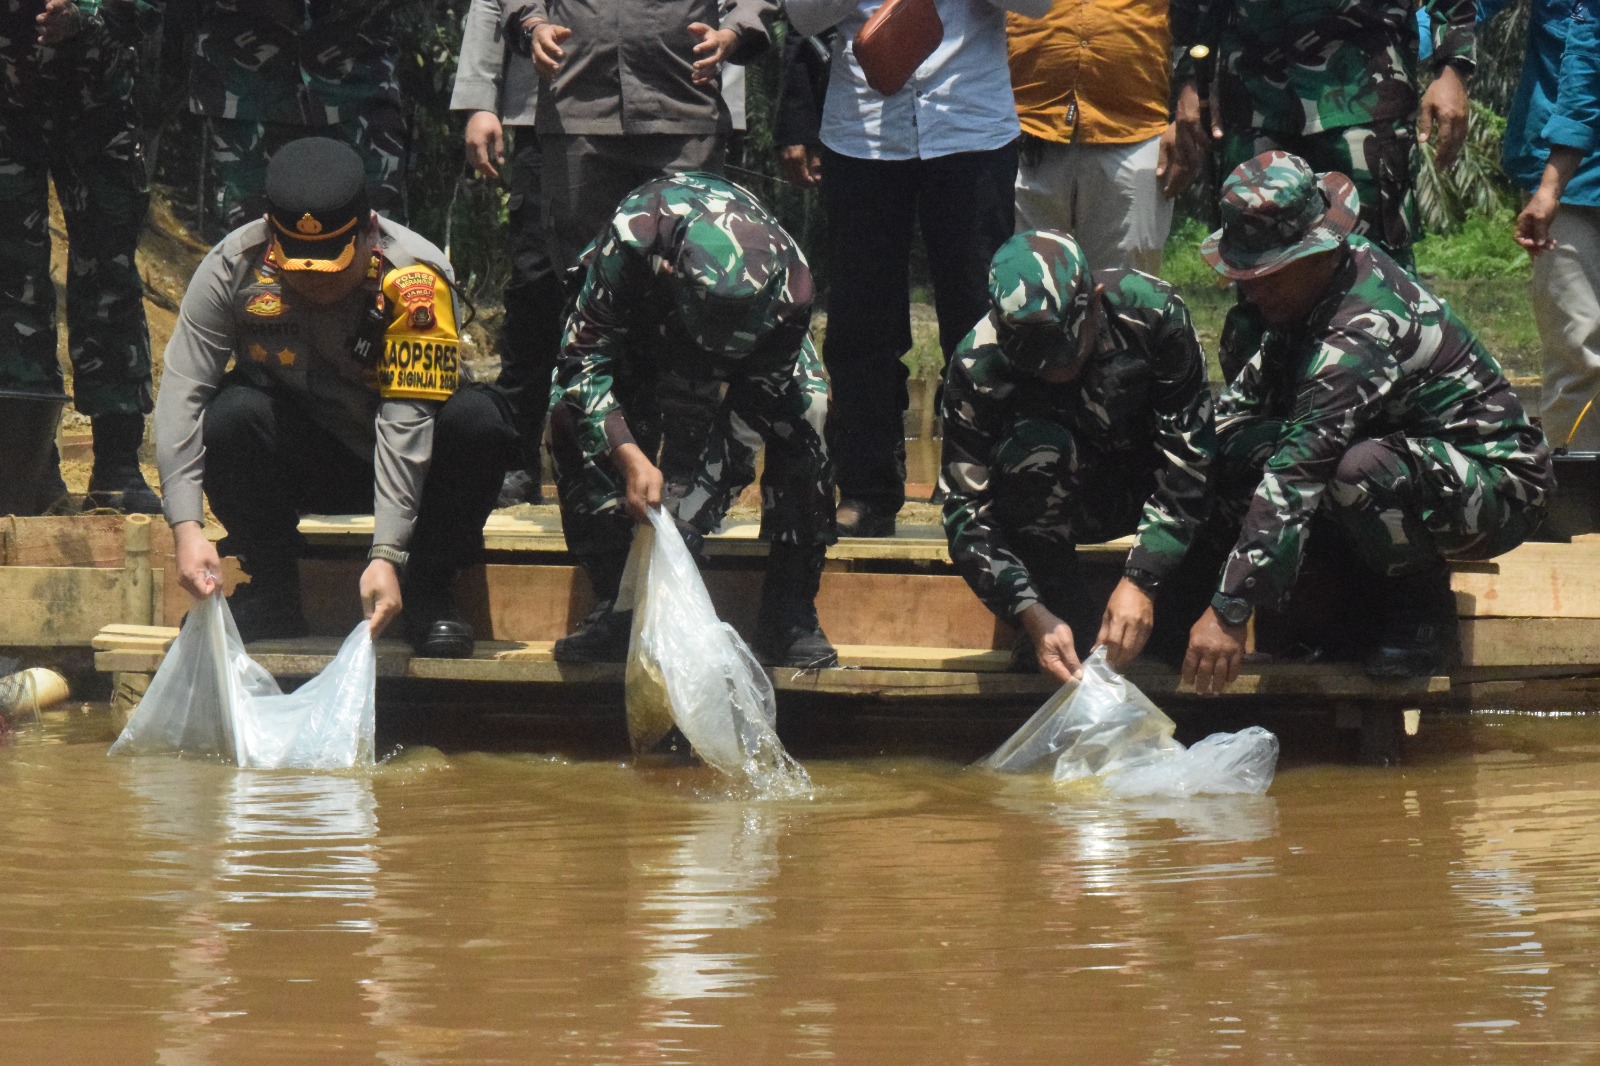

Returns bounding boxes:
[941,230,1216,683]
[1185,152,1552,692]
[155,137,519,656]
[549,172,838,668]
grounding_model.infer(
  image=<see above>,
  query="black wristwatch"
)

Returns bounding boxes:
[506,6,537,57]
[1124,567,1162,594]
[1211,593,1253,628]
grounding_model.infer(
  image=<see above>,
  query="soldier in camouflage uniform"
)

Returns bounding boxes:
[189,1,411,236]
[940,230,1216,683]
[547,172,838,668]
[1172,0,1477,379]
[1185,152,1552,692]
[1,0,162,514]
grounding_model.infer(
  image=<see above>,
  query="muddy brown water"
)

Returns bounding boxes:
[3,704,1599,1065]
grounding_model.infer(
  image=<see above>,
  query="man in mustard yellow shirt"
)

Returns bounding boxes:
[1007,0,1204,275]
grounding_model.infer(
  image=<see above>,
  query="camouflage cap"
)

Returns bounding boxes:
[671,195,790,355]
[1200,151,1360,281]
[987,230,1093,374]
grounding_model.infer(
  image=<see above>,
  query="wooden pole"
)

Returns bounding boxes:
[123,513,153,626]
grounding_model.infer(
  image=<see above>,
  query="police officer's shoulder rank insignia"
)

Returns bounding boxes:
[376,264,460,402]
[246,292,284,317]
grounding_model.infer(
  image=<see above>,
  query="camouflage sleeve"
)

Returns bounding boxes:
[1167,0,1202,86]
[1126,294,1215,581]
[1425,0,1476,73]
[1217,331,1398,608]
[97,0,164,44]
[939,348,1043,620]
[1213,349,1270,437]
[550,222,654,468]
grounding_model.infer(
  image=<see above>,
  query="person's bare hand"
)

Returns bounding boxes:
[689,23,737,86]
[779,144,823,186]
[1515,188,1561,255]
[532,22,572,81]
[1182,607,1247,695]
[1157,81,1205,198]
[173,521,223,599]
[36,0,83,46]
[1418,64,1469,169]
[613,443,663,523]
[360,559,403,638]
[1019,603,1083,685]
[1096,578,1155,669]
[464,110,505,179]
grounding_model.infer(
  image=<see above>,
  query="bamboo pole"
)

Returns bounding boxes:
[123,513,153,626]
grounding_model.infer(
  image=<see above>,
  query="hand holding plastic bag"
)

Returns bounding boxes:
[108,593,376,769]
[619,508,812,798]
[981,647,1277,796]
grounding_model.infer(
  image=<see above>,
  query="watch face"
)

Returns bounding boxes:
[1215,598,1251,626]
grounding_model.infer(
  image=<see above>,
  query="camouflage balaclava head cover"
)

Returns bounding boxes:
[672,199,790,355]
[1201,150,1361,280]
[987,230,1094,375]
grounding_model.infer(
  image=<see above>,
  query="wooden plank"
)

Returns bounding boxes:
[1451,541,1600,618]
[1459,617,1600,667]
[0,567,130,645]
[296,512,1141,567]
[815,571,1011,649]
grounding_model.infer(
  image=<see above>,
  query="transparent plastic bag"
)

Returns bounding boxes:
[108,593,376,769]
[617,508,812,797]
[981,647,1278,796]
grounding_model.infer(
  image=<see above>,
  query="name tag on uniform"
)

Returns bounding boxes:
[376,265,461,401]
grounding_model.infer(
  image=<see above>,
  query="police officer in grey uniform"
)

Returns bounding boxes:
[154,138,519,656]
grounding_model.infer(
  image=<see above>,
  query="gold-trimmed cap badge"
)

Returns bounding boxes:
[263,137,370,273]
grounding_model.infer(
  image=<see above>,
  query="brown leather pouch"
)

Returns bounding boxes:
[853,0,944,97]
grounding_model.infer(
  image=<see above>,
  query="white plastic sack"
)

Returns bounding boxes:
[618,508,812,797]
[981,647,1278,797]
[109,593,375,769]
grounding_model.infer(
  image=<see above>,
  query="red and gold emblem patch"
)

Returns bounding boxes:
[245,292,284,317]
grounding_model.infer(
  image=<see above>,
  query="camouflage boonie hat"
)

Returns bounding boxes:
[672,197,789,355]
[1201,151,1360,281]
[987,230,1093,373]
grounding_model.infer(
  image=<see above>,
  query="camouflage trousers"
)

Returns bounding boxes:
[988,416,1155,581]
[1218,122,1419,381]
[0,99,152,416]
[550,344,835,562]
[204,109,408,237]
[1213,418,1544,577]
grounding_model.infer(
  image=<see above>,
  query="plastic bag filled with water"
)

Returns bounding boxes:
[980,647,1278,796]
[109,593,375,769]
[618,507,811,798]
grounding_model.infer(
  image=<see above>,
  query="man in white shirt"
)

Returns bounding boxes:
[784,0,1051,537]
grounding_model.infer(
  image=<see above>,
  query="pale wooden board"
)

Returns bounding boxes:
[1459,617,1600,667]
[0,567,131,645]
[1451,541,1600,618]
[296,513,1136,565]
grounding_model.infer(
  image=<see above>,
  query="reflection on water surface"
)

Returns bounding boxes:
[2,707,1598,1064]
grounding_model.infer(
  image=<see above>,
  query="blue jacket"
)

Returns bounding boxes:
[1488,0,1600,205]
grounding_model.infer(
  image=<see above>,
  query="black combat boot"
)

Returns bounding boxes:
[1364,563,1459,679]
[226,555,309,643]
[84,412,162,514]
[753,542,838,669]
[403,561,474,658]
[552,549,633,663]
